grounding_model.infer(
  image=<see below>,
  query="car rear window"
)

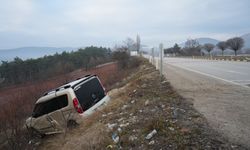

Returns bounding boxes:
[74,77,105,111]
[32,94,68,118]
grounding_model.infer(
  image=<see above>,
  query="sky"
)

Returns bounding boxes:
[0,0,250,49]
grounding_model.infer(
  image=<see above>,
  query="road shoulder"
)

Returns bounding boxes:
[163,62,250,148]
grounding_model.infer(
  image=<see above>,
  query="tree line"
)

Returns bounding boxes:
[0,46,111,86]
[164,37,245,56]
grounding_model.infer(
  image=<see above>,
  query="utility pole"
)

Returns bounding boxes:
[159,43,163,76]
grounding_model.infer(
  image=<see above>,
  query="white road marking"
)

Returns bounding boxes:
[232,80,250,82]
[164,62,250,89]
[224,70,248,75]
[209,67,248,75]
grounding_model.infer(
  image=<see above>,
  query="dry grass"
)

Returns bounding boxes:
[42,123,111,150]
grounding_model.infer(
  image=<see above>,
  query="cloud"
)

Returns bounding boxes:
[0,0,34,32]
[0,0,249,48]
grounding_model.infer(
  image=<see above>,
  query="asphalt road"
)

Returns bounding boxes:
[160,57,250,148]
[164,58,250,88]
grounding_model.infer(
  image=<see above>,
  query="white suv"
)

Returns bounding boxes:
[25,75,110,136]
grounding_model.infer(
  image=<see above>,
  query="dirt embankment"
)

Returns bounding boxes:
[38,61,245,150]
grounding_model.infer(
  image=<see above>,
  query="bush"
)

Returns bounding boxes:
[112,51,130,69]
[112,50,142,69]
[128,56,142,68]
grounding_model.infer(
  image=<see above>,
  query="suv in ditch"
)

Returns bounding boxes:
[25,75,110,136]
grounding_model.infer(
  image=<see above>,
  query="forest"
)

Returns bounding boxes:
[0,46,112,86]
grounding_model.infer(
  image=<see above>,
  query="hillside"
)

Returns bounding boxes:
[37,60,243,150]
[0,61,136,149]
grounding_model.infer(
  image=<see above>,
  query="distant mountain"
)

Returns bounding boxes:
[241,33,250,49]
[179,37,220,47]
[0,47,79,61]
[196,38,220,45]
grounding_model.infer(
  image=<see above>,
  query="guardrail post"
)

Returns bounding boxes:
[152,48,155,67]
[159,43,163,77]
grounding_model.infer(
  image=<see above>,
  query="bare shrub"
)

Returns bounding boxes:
[182,39,201,56]
[128,56,142,68]
[203,43,215,56]
[216,41,228,56]
[112,51,130,69]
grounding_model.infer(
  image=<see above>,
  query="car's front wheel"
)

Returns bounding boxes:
[27,127,45,138]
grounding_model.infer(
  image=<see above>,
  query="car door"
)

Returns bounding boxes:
[31,94,69,134]
[46,110,66,133]
[31,114,54,134]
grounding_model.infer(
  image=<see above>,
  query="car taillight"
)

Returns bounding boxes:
[73,98,84,114]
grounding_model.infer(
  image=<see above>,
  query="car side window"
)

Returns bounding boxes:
[32,94,68,118]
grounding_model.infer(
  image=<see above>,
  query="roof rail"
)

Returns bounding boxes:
[64,85,71,89]
[43,90,55,96]
[43,86,70,96]
[72,74,96,89]
[43,74,97,96]
[84,74,91,77]
[76,74,94,80]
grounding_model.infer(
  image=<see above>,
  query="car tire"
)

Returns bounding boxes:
[27,127,45,138]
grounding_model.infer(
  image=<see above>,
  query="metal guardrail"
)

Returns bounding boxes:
[170,56,250,62]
